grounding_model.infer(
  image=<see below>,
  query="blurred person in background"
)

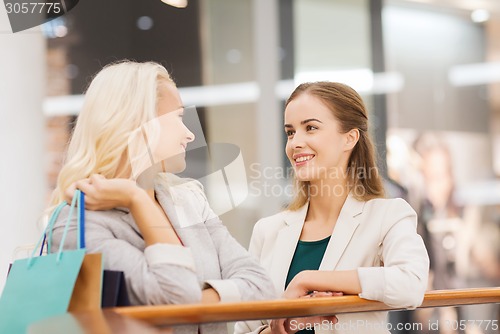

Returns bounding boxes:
[413,133,462,292]
[412,133,464,334]
[456,205,500,334]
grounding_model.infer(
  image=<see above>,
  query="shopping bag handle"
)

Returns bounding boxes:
[39,202,67,255]
[29,190,85,267]
[47,190,86,252]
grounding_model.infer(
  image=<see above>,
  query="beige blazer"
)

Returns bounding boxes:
[234,195,429,334]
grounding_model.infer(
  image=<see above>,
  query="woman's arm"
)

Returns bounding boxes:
[128,188,182,246]
[356,199,429,309]
[203,214,276,303]
[68,174,181,246]
[284,270,361,299]
[61,175,204,305]
[177,183,276,304]
[51,208,202,305]
[201,288,221,303]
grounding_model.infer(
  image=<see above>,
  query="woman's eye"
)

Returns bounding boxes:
[306,125,318,131]
[285,130,294,137]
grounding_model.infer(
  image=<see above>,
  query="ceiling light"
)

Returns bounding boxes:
[137,16,154,30]
[471,9,490,23]
[161,0,188,8]
[449,62,500,86]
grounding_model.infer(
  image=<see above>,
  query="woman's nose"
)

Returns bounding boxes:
[186,128,195,142]
[289,132,304,149]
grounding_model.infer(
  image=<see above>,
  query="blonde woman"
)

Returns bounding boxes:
[49,61,275,334]
[235,82,429,334]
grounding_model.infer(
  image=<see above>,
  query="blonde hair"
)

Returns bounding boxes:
[286,82,385,210]
[50,61,174,206]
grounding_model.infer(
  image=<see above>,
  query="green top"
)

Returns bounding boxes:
[285,235,331,334]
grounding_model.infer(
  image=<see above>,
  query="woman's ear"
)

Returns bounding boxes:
[344,128,360,151]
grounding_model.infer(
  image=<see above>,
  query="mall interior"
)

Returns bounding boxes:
[1,0,499,333]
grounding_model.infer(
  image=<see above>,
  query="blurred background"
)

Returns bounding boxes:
[1,0,499,332]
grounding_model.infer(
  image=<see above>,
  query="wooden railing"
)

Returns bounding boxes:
[113,287,500,326]
[29,288,500,333]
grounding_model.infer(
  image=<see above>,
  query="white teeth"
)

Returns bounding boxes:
[295,155,313,163]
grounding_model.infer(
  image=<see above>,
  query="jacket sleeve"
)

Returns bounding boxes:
[198,194,276,303]
[50,208,202,305]
[233,219,271,334]
[357,198,430,309]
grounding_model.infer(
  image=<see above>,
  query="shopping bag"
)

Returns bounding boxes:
[101,270,131,307]
[42,191,103,312]
[68,252,103,312]
[0,190,89,333]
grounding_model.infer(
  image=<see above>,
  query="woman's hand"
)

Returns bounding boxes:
[270,316,338,334]
[67,174,181,246]
[269,291,342,333]
[271,272,344,334]
[283,270,311,299]
[65,174,144,210]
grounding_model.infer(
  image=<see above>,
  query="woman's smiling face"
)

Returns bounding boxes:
[150,82,195,173]
[284,93,354,183]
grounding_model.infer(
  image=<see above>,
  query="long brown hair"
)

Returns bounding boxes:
[286,82,385,210]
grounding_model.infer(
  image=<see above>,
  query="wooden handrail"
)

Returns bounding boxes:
[113,287,500,327]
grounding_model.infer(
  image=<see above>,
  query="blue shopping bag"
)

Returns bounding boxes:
[0,190,86,334]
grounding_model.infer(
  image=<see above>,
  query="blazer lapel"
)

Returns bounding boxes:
[319,194,365,271]
[269,203,309,294]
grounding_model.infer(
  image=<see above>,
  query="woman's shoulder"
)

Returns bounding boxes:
[48,205,133,252]
[155,173,205,198]
[52,205,128,229]
[156,173,202,187]
[155,173,216,222]
[364,197,415,213]
[361,197,418,229]
[249,211,287,244]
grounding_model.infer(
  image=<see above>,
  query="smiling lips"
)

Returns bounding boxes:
[293,154,315,166]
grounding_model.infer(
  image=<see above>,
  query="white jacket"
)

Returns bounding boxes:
[234,195,429,334]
